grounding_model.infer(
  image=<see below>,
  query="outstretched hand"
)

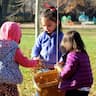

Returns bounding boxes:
[54,62,64,72]
[33,57,46,69]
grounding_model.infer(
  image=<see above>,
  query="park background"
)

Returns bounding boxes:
[0,0,96,96]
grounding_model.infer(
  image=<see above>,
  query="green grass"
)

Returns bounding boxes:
[19,28,96,96]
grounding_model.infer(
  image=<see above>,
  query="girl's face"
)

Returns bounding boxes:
[41,17,57,33]
[61,35,73,52]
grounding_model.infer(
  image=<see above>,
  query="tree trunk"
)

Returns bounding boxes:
[2,0,9,20]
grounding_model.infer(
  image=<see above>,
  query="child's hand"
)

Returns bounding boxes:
[34,60,42,69]
[33,57,45,68]
[37,59,45,68]
[54,63,63,72]
[32,57,40,60]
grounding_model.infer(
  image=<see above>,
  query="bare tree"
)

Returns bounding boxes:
[2,0,9,20]
[8,0,24,17]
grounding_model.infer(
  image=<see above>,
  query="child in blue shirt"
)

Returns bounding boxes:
[32,7,64,69]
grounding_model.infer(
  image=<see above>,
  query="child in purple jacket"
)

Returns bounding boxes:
[55,30,93,96]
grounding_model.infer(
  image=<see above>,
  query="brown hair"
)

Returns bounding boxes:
[62,30,85,52]
[41,7,62,31]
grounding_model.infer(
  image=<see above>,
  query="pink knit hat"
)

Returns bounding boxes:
[0,22,22,44]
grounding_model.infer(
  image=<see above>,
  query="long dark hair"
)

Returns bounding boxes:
[41,7,62,31]
[64,30,86,52]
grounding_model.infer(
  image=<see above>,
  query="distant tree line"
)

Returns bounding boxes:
[0,0,35,26]
[0,0,96,26]
[42,0,96,21]
[58,0,96,21]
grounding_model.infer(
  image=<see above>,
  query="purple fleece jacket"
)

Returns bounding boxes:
[59,51,93,91]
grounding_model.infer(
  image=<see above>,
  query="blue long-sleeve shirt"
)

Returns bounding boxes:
[32,31,64,66]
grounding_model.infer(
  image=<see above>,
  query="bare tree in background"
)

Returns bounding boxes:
[0,0,24,23]
[0,0,96,23]
[2,0,9,21]
[8,0,24,18]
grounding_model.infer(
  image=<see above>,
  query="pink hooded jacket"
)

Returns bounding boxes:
[0,22,38,67]
[0,22,22,43]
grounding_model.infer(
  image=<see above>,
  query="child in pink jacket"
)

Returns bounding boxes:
[0,22,39,96]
